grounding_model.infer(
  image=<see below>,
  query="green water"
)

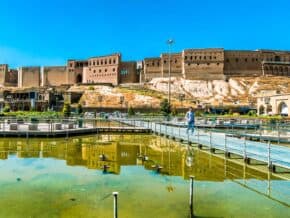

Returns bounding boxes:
[0,134,289,218]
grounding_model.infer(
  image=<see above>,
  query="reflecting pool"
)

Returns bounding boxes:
[0,134,289,218]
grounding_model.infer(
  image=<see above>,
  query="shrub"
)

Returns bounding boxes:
[3,104,10,112]
[128,106,135,116]
[247,110,257,116]
[77,103,83,115]
[160,99,171,116]
[63,102,71,117]
[88,86,95,91]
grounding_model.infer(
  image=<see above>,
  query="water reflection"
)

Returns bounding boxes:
[0,134,283,181]
[0,134,289,217]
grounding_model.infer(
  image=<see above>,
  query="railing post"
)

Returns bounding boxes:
[165,124,167,136]
[197,127,200,144]
[224,134,227,153]
[210,131,212,150]
[268,141,272,169]
[189,176,194,218]
[112,192,118,218]
[277,123,280,145]
[243,137,247,161]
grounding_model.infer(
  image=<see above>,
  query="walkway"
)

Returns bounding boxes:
[118,119,290,172]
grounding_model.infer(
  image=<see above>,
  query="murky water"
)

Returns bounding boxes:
[0,134,289,218]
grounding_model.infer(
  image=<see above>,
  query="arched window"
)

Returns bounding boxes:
[259,105,265,115]
[278,102,288,115]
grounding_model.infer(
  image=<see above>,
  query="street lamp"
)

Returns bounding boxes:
[167,39,174,106]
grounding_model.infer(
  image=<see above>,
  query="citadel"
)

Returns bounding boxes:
[0,48,290,113]
[0,48,290,88]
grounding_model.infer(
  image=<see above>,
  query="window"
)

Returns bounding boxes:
[190,56,193,60]
[214,56,216,59]
[164,60,167,64]
[207,63,210,65]
[93,61,95,66]
[99,69,102,73]
[152,62,155,66]
[113,68,115,72]
[105,69,107,72]
[105,60,107,64]
[236,58,239,62]
[217,63,220,66]
[204,56,206,60]
[199,56,202,59]
[226,59,229,62]
[94,70,96,73]
[185,56,187,60]
[188,63,191,66]
[109,59,111,64]
[97,60,99,65]
[101,60,103,65]
[113,59,116,64]
[209,56,212,60]
[175,59,177,63]
[245,58,247,62]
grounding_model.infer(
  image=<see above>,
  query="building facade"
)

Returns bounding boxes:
[257,91,289,117]
[143,49,290,82]
[2,48,290,89]
[84,54,121,85]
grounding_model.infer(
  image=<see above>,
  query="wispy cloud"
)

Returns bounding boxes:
[0,47,66,68]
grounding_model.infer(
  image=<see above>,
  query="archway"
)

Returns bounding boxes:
[266,105,272,115]
[278,102,288,116]
[259,105,265,115]
[76,74,82,83]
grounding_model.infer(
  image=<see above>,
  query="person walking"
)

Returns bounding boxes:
[185,107,195,134]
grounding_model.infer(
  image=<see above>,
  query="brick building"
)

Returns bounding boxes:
[83,53,139,85]
[143,49,290,81]
[84,54,121,85]
[0,64,8,86]
[18,66,41,88]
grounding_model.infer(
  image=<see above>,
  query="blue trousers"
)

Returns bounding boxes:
[187,121,194,134]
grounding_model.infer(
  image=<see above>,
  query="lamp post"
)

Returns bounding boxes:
[167,39,174,106]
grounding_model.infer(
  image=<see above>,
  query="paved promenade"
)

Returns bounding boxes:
[119,119,290,171]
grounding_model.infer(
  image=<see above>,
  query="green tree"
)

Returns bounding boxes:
[160,99,171,116]
[77,103,83,115]
[63,102,71,117]
[128,106,135,116]
[171,106,178,116]
[3,104,10,113]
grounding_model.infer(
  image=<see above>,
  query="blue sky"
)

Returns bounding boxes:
[0,0,290,67]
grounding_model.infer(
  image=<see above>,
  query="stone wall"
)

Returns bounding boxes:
[86,54,120,85]
[224,51,261,77]
[18,67,40,88]
[119,61,138,84]
[0,64,8,86]
[43,66,67,86]
[183,49,225,80]
[5,69,18,86]
[143,57,162,82]
[67,60,88,84]
[161,53,183,78]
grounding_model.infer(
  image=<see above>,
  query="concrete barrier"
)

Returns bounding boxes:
[68,123,74,129]
[54,123,62,130]
[28,124,38,131]
[10,124,18,130]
